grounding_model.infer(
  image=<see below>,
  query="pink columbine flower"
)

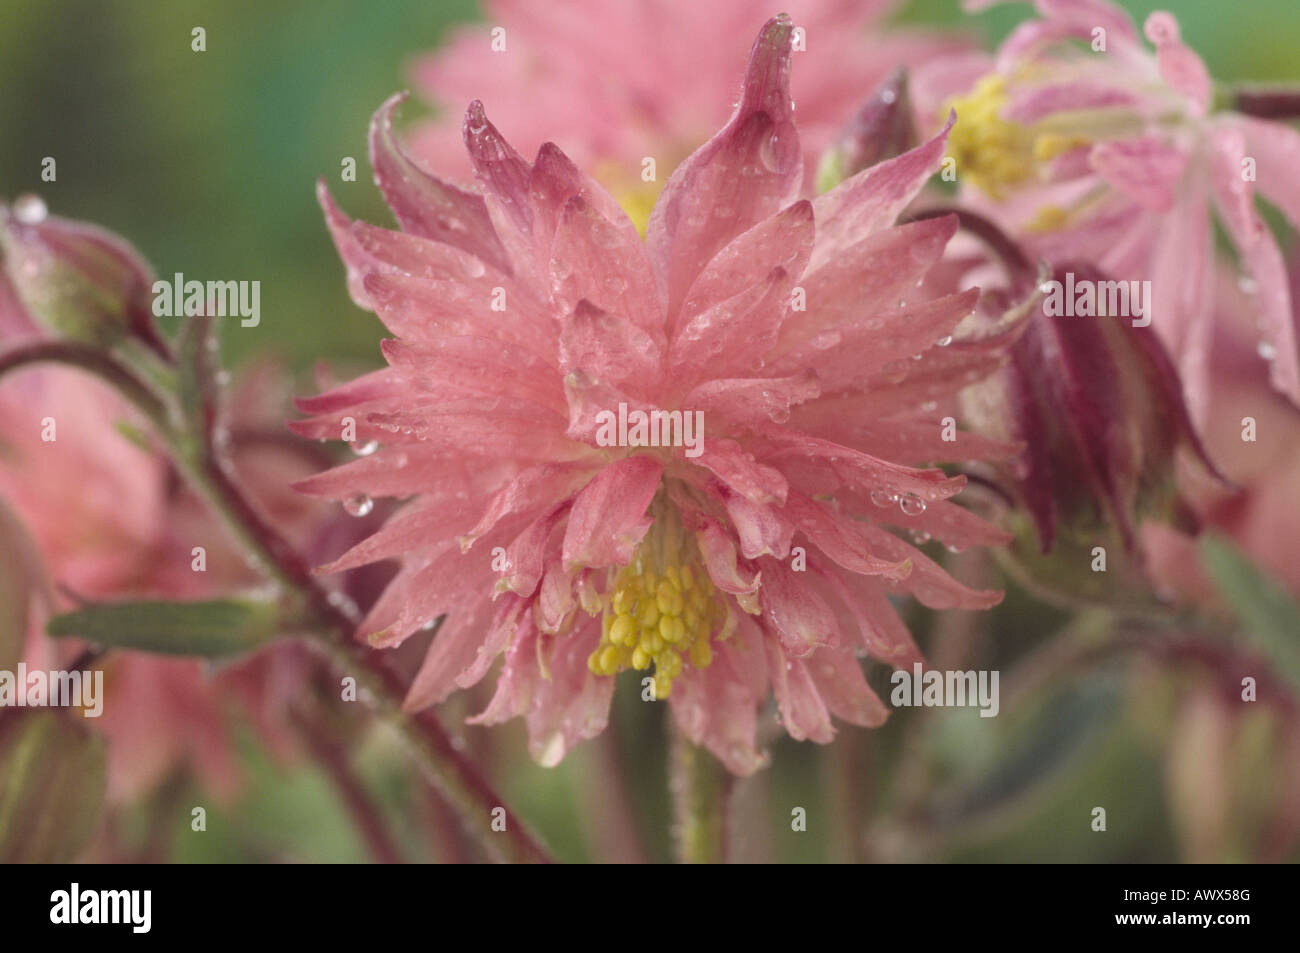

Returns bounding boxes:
[408,0,970,208]
[912,0,1300,426]
[301,17,1014,774]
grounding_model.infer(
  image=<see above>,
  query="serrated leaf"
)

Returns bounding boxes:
[47,597,283,658]
[0,711,106,862]
[1200,534,1300,686]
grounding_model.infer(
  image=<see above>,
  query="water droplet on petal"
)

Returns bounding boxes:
[350,440,379,456]
[12,193,47,224]
[936,335,953,347]
[898,492,927,516]
[343,494,374,517]
[871,488,898,508]
[1258,340,1277,361]
[759,131,785,172]
[1238,275,1258,294]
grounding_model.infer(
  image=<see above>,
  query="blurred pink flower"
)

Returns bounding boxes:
[0,214,322,805]
[408,0,969,206]
[912,0,1300,426]
[302,17,1013,774]
[1144,263,1300,603]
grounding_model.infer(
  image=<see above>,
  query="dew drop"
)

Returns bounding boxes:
[350,440,379,457]
[936,335,953,347]
[1238,275,1258,295]
[343,494,374,517]
[909,529,932,545]
[1257,340,1277,361]
[759,131,784,172]
[871,487,898,508]
[898,492,927,516]
[12,193,47,224]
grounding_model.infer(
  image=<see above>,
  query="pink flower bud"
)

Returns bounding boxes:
[1,196,156,348]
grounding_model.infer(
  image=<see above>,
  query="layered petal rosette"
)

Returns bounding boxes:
[913,0,1300,424]
[301,17,1014,774]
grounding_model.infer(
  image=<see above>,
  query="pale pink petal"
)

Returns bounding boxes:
[1144,12,1210,114]
[694,517,761,595]
[548,194,664,340]
[810,114,953,268]
[1090,137,1188,212]
[369,93,510,272]
[758,558,840,657]
[804,645,889,728]
[558,299,661,386]
[645,15,802,315]
[561,454,663,571]
[670,621,769,775]
[1210,127,1300,408]
[764,637,834,742]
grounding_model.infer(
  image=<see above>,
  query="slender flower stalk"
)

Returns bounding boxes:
[670,727,731,864]
[0,338,554,864]
[290,704,404,864]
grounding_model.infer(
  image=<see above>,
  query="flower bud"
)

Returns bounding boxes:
[815,68,915,193]
[0,195,157,348]
[963,263,1224,603]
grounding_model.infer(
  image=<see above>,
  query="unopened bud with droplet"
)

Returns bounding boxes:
[0,195,158,348]
[816,68,915,193]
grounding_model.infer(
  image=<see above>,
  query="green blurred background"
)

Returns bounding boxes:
[1,0,1297,862]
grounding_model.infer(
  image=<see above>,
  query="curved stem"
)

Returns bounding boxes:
[1232,85,1300,119]
[291,705,404,864]
[670,724,731,863]
[0,342,173,436]
[1,339,554,864]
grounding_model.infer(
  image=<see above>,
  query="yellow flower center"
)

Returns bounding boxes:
[944,74,1092,201]
[595,159,665,238]
[587,498,730,699]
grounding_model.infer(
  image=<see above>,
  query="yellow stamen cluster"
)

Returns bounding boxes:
[944,74,1092,200]
[587,505,727,699]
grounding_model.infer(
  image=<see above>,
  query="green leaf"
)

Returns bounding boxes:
[1200,534,1300,686]
[47,597,284,658]
[0,711,106,862]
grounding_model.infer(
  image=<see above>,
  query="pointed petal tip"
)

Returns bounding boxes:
[370,91,411,139]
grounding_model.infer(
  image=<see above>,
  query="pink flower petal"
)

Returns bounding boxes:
[561,454,663,571]
[645,15,802,316]
[558,299,661,386]
[810,113,953,268]
[369,93,510,272]
[758,558,841,657]
[764,637,834,742]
